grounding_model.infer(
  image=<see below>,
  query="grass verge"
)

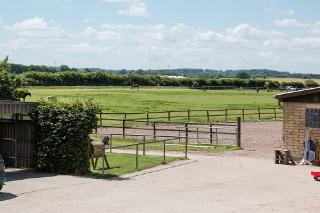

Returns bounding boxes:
[90,153,184,178]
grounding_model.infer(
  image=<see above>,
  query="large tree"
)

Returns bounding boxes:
[0,56,22,100]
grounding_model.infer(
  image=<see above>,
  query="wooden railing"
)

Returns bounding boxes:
[97,107,283,127]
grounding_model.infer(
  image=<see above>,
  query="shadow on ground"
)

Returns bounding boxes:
[5,169,57,182]
[0,192,17,201]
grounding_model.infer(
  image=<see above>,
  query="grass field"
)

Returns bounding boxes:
[90,153,184,178]
[26,86,280,112]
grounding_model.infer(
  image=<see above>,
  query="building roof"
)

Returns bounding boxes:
[274,87,320,102]
[0,101,35,114]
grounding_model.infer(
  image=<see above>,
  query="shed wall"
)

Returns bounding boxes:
[283,102,320,159]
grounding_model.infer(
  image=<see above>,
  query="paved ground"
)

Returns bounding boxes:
[1,121,320,212]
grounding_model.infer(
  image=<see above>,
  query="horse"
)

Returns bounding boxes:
[16,90,31,102]
[131,84,139,90]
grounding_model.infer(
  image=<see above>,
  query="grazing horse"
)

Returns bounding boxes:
[201,86,208,92]
[16,90,31,102]
[131,84,139,90]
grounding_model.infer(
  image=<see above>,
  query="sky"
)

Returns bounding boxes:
[0,0,320,73]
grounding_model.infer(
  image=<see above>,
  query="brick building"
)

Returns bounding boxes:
[275,88,320,160]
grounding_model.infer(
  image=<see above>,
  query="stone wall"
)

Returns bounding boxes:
[283,102,320,160]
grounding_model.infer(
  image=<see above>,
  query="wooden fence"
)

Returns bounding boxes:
[97,107,282,127]
[97,118,241,147]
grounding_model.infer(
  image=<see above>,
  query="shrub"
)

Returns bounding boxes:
[31,99,100,174]
[304,79,318,88]
[0,56,23,100]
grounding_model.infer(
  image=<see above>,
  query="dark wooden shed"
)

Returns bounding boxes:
[275,87,320,159]
[0,101,36,168]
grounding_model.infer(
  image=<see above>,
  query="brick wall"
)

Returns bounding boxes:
[283,102,320,160]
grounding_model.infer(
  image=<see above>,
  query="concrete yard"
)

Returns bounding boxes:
[1,121,320,212]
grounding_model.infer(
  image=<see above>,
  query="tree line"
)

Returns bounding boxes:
[19,71,317,88]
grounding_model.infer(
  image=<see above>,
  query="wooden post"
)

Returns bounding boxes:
[122,119,126,138]
[143,136,146,155]
[187,109,190,121]
[135,144,139,169]
[163,140,166,163]
[242,109,245,121]
[206,110,210,123]
[153,122,156,140]
[236,117,241,148]
[168,111,171,123]
[224,109,228,122]
[124,113,127,120]
[258,108,261,120]
[210,124,213,144]
[274,108,277,120]
[185,123,188,159]
[99,113,102,126]
[110,135,113,153]
[146,111,149,125]
[196,127,199,144]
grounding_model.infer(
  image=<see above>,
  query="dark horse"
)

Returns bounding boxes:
[131,84,139,90]
[16,90,31,102]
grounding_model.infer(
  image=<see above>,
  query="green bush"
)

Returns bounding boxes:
[304,79,318,88]
[31,99,100,174]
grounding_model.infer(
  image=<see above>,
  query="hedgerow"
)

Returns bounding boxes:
[31,99,100,174]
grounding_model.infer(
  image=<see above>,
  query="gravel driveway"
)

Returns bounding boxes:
[2,121,320,213]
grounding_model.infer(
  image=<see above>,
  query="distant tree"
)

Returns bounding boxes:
[236,71,251,79]
[84,68,91,72]
[0,56,23,100]
[60,65,71,72]
[304,79,319,88]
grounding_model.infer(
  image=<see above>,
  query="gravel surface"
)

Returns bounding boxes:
[4,121,319,213]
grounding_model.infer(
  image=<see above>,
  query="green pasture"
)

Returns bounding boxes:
[26,86,279,111]
[26,86,281,123]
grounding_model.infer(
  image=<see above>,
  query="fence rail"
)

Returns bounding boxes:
[97,107,282,127]
[96,117,241,147]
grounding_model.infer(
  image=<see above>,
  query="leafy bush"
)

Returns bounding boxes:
[304,79,318,88]
[0,56,23,100]
[31,99,100,174]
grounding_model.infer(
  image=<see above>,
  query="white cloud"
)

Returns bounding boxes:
[6,17,66,38]
[118,2,148,17]
[280,9,295,17]
[274,18,307,27]
[2,38,42,50]
[67,43,111,54]
[10,17,48,31]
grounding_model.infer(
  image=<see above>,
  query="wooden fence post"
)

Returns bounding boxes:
[236,117,241,148]
[258,108,261,120]
[153,122,156,140]
[274,108,277,120]
[206,110,210,123]
[242,109,245,121]
[146,111,149,125]
[122,119,126,138]
[185,123,188,159]
[187,109,190,121]
[168,111,171,123]
[99,113,102,126]
[224,109,228,122]
[143,136,146,155]
[124,113,127,120]
[210,124,213,144]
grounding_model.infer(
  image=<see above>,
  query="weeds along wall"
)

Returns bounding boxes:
[31,99,100,174]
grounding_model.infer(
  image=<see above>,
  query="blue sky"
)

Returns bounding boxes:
[1,0,320,73]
